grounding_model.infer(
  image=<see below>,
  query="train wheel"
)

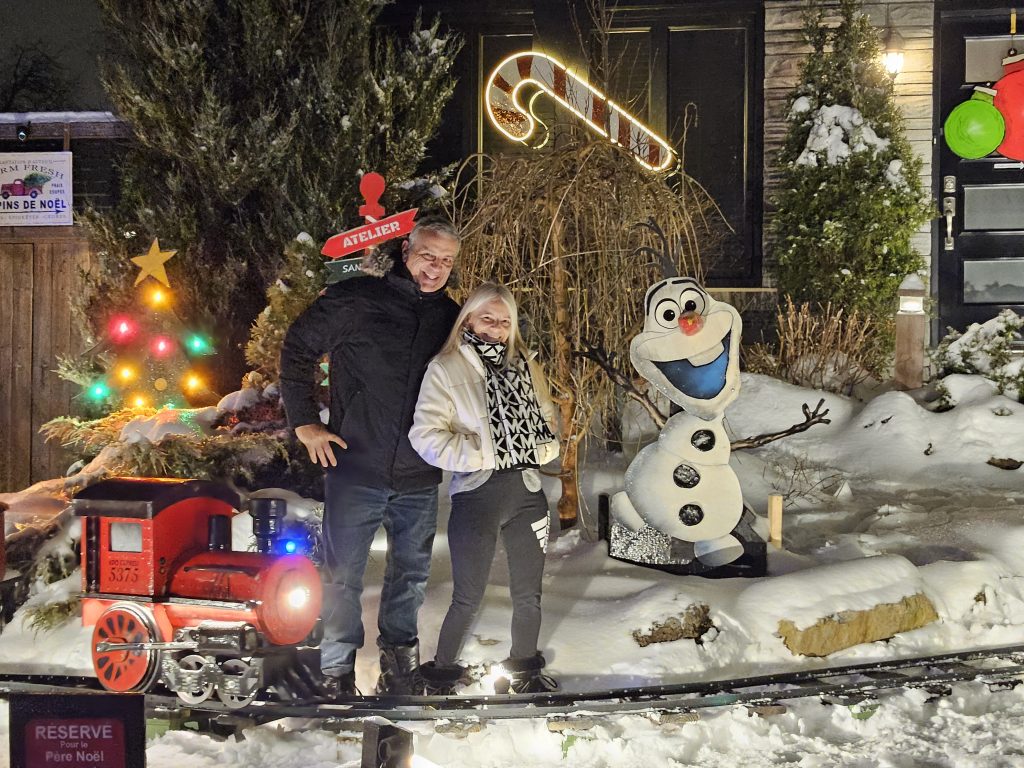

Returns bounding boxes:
[217,659,258,709]
[175,654,214,705]
[92,603,162,693]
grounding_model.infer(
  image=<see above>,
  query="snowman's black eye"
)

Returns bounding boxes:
[679,288,707,316]
[654,298,681,329]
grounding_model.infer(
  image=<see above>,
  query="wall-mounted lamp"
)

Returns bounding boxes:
[882,6,905,77]
[15,123,30,142]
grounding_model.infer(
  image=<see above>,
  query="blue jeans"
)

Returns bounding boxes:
[319,474,439,676]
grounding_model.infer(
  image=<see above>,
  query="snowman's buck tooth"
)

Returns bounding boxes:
[687,343,725,367]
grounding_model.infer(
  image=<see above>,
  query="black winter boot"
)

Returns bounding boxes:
[418,661,467,696]
[318,670,358,700]
[376,640,421,695]
[497,653,559,694]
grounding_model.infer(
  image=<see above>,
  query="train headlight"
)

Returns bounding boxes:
[286,586,310,610]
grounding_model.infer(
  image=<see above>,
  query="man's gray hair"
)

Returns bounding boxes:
[409,215,461,248]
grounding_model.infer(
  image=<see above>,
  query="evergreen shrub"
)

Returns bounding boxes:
[770,0,933,344]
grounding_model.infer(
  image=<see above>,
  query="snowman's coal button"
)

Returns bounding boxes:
[691,430,715,451]
[678,504,704,526]
[673,463,701,488]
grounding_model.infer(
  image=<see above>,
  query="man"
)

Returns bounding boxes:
[279,216,461,695]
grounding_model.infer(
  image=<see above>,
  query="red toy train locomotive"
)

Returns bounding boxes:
[74,477,322,708]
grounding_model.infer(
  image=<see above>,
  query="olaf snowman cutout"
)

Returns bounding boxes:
[610,233,766,575]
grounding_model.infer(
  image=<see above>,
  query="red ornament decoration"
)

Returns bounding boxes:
[995,63,1024,161]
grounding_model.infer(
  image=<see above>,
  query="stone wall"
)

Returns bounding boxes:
[762,1,935,286]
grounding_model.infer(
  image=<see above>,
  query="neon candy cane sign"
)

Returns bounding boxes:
[485,51,677,172]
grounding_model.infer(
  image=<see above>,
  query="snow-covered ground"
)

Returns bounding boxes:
[2,371,1023,767]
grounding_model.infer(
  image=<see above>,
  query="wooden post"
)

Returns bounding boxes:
[768,494,783,547]
[894,276,926,391]
[894,311,925,390]
[548,199,579,530]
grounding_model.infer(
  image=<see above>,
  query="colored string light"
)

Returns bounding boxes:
[109,316,137,343]
[152,336,174,357]
[88,382,110,401]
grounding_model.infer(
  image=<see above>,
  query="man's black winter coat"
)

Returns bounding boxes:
[279,263,460,492]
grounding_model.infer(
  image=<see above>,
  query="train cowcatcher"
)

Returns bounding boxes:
[73,477,323,708]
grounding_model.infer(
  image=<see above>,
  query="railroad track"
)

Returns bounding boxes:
[1,642,1023,725]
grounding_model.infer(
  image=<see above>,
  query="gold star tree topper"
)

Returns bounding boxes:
[131,238,177,288]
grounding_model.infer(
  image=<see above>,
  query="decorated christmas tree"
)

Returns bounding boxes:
[770,0,933,335]
[75,238,217,413]
[82,0,460,389]
[45,235,323,497]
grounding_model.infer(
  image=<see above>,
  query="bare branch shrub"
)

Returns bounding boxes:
[761,454,844,506]
[744,296,888,395]
[446,140,726,525]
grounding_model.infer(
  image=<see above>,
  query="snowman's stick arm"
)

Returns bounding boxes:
[575,335,668,429]
[729,398,831,451]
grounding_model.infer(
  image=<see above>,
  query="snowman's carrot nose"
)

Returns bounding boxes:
[678,312,704,335]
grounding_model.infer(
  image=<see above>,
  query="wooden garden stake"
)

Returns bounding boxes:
[768,494,784,547]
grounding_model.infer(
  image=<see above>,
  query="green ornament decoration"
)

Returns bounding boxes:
[944,87,1005,159]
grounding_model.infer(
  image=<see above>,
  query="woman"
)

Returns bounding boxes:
[409,282,560,695]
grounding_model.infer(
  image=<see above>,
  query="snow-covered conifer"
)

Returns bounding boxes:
[770,0,932,345]
[81,1,460,387]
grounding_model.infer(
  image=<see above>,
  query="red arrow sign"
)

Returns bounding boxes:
[321,208,418,259]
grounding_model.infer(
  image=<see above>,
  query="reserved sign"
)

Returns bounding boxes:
[9,693,144,768]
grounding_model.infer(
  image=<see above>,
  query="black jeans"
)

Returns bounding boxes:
[435,470,550,665]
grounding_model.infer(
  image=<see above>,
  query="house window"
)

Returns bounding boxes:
[963,258,1024,304]
[963,184,1024,231]
[597,19,761,284]
[480,33,548,158]
[604,30,652,123]
[668,26,754,282]
[473,9,761,285]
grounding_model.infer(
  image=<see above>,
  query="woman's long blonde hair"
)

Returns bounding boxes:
[440,282,528,366]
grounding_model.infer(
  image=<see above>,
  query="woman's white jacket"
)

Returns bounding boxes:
[409,343,560,495]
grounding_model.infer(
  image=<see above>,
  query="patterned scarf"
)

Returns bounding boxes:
[463,330,555,470]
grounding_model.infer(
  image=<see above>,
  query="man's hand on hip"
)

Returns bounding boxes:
[295,424,348,467]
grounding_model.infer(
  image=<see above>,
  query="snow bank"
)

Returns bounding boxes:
[734,555,922,637]
[728,373,1024,491]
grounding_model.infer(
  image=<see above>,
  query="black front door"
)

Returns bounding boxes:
[937,9,1024,336]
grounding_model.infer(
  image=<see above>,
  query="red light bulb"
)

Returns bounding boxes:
[109,316,137,343]
[152,336,173,357]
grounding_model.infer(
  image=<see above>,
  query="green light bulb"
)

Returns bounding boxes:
[187,334,211,354]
